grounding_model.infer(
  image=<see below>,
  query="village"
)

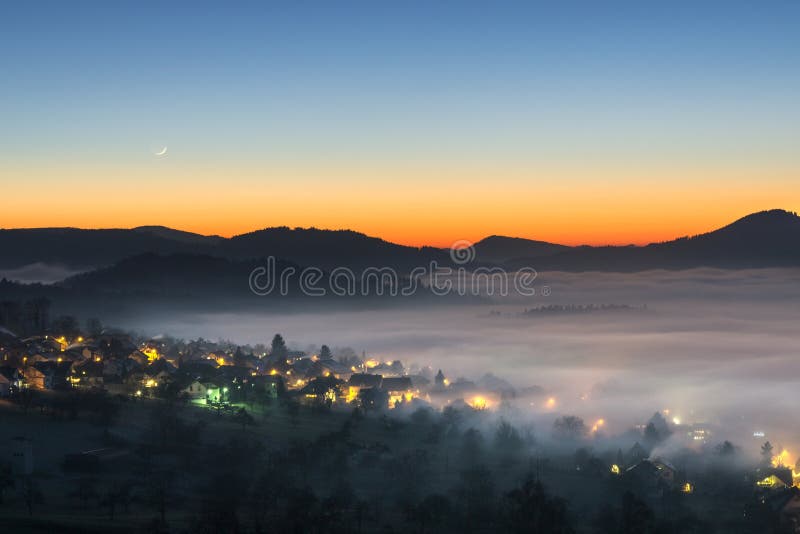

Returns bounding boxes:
[1,320,799,533]
[0,327,505,413]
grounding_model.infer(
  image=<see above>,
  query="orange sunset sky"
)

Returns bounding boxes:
[3,3,798,247]
[4,161,797,247]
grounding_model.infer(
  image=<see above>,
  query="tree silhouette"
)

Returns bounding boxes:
[715,440,736,457]
[455,464,496,528]
[495,418,523,454]
[407,494,451,534]
[504,477,574,533]
[319,344,332,360]
[270,334,288,362]
[620,491,655,534]
[761,441,774,467]
[459,428,485,464]
[553,416,586,441]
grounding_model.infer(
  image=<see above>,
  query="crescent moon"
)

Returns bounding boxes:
[154,146,168,156]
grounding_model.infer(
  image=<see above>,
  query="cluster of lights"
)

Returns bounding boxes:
[469,396,489,410]
[142,347,160,363]
[591,418,605,433]
[388,391,416,408]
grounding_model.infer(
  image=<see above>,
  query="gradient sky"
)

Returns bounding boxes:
[2,1,798,246]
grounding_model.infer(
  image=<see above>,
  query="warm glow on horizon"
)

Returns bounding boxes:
[3,163,797,247]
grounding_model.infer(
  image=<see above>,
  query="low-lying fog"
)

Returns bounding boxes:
[125,268,800,459]
[0,263,86,284]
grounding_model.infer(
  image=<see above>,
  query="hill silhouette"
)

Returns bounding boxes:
[221,227,451,272]
[2,210,800,278]
[0,226,452,272]
[473,235,569,263]
[506,209,800,271]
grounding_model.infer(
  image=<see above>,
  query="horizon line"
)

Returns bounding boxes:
[1,208,795,250]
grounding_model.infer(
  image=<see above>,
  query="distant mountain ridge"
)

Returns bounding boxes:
[473,235,570,263]
[506,209,800,271]
[132,226,224,246]
[0,226,451,272]
[2,210,800,276]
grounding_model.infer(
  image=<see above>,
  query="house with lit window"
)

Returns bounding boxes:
[380,376,415,407]
[181,380,212,400]
[142,358,176,388]
[23,361,72,390]
[346,373,383,403]
[755,468,793,491]
[250,375,281,399]
[624,458,679,498]
[71,360,104,389]
[298,375,342,406]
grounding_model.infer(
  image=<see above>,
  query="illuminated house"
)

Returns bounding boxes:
[23,361,71,390]
[624,459,679,498]
[79,346,100,360]
[143,358,176,382]
[757,474,791,490]
[365,360,404,377]
[304,358,352,380]
[380,376,414,407]
[204,383,223,403]
[249,375,281,399]
[181,380,214,400]
[756,468,794,491]
[71,360,104,389]
[298,375,342,405]
[357,387,389,412]
[346,373,383,403]
[625,442,649,466]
